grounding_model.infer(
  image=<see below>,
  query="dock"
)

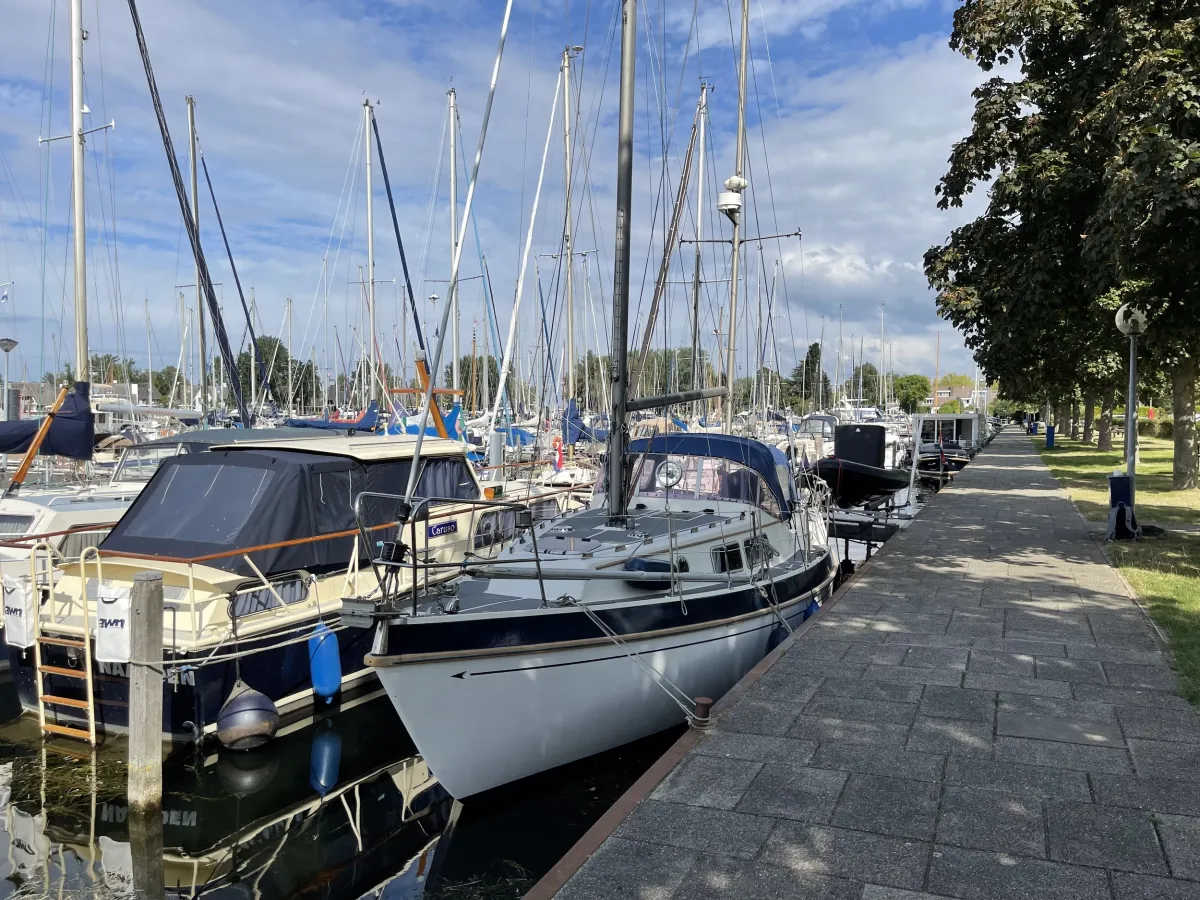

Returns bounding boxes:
[539,430,1200,900]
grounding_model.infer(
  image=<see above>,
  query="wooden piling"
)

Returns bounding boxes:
[127,570,163,812]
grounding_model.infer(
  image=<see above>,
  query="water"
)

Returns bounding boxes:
[0,677,681,900]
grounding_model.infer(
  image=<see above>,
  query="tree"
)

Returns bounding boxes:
[152,366,179,405]
[893,374,931,414]
[236,336,319,410]
[445,354,503,412]
[786,343,832,412]
[939,399,965,414]
[843,363,881,406]
[939,373,973,391]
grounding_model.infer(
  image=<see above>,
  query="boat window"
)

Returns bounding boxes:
[628,454,780,515]
[230,576,309,618]
[121,463,277,544]
[111,444,182,483]
[474,509,517,550]
[416,458,479,505]
[0,515,34,536]
[58,529,111,563]
[713,543,743,573]
[531,499,558,522]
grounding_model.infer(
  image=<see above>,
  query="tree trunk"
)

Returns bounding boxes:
[1083,389,1096,444]
[1172,357,1197,490]
[1071,398,1081,440]
[1055,403,1069,433]
[1098,384,1114,452]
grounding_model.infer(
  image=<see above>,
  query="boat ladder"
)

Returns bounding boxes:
[30,544,97,744]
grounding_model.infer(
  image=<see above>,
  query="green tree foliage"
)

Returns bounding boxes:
[444,354,503,412]
[785,343,832,412]
[893,374,931,414]
[939,399,965,414]
[843,363,881,405]
[236,336,319,409]
[939,373,973,390]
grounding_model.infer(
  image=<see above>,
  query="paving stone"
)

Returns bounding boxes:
[831,774,940,839]
[996,710,1124,747]
[907,717,994,757]
[1129,739,1200,782]
[866,664,964,687]
[1046,800,1167,874]
[788,715,911,747]
[861,889,961,900]
[673,856,862,900]
[616,800,775,859]
[1007,610,1092,636]
[746,670,824,705]
[811,741,946,782]
[556,837,697,900]
[815,678,923,703]
[937,785,1046,857]
[945,756,1091,800]
[918,685,996,723]
[696,731,817,764]
[760,822,929,890]
[884,632,975,649]
[1074,684,1194,710]
[735,764,847,823]
[802,696,918,726]
[903,646,970,670]
[808,623,891,646]
[973,637,1067,656]
[842,643,910,665]
[1104,663,1179,691]
[1035,656,1109,685]
[994,736,1133,774]
[1092,774,1200,817]
[968,650,1036,677]
[651,754,763,810]
[787,639,852,661]
[715,698,806,737]
[927,844,1111,900]
[1116,706,1200,743]
[997,692,1117,723]
[964,673,1073,698]
[1112,873,1200,900]
[774,656,870,679]
[1157,814,1200,880]
[1005,629,1097,645]
[1065,643,1165,665]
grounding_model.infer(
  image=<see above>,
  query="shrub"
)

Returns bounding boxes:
[1157,419,1174,440]
[1137,419,1158,437]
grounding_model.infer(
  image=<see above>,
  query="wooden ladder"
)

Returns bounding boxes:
[32,587,97,745]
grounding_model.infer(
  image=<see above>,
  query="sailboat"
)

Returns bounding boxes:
[354,0,835,799]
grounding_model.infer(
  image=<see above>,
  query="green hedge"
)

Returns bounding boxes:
[1158,419,1175,440]
[1137,419,1158,437]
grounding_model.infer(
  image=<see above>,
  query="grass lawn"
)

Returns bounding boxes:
[1033,435,1200,703]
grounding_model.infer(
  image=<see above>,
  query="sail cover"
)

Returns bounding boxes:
[0,381,94,460]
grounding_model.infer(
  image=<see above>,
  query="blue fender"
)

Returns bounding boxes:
[308,623,342,702]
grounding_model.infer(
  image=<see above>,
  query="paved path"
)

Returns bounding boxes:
[556,430,1200,900]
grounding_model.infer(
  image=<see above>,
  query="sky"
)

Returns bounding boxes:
[0,0,986,400]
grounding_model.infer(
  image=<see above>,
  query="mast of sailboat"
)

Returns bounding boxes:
[879,301,885,408]
[690,83,709,420]
[606,0,637,524]
[563,46,581,435]
[186,96,208,413]
[448,88,460,393]
[145,300,152,405]
[250,287,258,411]
[722,0,750,434]
[70,0,88,387]
[363,99,378,405]
[286,297,294,415]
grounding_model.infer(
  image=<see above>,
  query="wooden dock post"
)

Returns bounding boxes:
[127,570,163,812]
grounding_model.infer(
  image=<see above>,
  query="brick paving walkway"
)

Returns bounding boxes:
[557,430,1200,900]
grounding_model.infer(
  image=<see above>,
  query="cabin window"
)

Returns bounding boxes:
[531,499,558,522]
[474,509,517,550]
[58,529,111,563]
[230,576,309,618]
[124,463,276,544]
[0,515,34,536]
[416,458,479,505]
[712,543,744,573]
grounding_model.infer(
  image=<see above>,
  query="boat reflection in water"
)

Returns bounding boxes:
[0,686,680,899]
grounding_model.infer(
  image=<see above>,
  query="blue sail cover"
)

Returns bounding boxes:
[563,398,608,444]
[285,400,379,432]
[0,382,94,460]
[383,403,461,439]
[627,432,790,513]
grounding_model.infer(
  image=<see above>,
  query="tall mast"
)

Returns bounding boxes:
[250,287,258,411]
[562,46,580,408]
[69,0,88,384]
[690,83,709,419]
[448,88,460,392]
[186,96,208,412]
[145,299,152,405]
[363,99,378,404]
[607,0,636,524]
[286,296,294,415]
[722,0,750,433]
[878,301,885,408]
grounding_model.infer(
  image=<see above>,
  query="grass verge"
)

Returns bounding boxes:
[1033,434,1200,704]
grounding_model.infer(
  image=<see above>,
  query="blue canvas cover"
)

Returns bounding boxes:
[627,432,790,514]
[563,398,608,444]
[0,381,94,460]
[285,400,379,432]
[383,403,461,440]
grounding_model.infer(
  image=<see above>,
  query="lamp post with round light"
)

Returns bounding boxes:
[1116,303,1149,508]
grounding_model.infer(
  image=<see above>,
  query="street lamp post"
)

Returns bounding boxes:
[0,338,18,422]
[1116,303,1149,509]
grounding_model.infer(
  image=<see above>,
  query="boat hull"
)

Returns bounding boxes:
[371,553,835,798]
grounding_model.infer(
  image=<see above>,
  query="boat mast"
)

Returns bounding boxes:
[145,300,152,404]
[606,0,636,524]
[722,0,750,434]
[690,83,709,420]
[448,88,460,393]
[186,96,208,413]
[562,46,581,418]
[363,99,378,405]
[250,286,258,411]
[879,301,885,408]
[70,0,88,385]
[286,296,294,415]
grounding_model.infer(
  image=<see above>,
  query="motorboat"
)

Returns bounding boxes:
[811,457,912,509]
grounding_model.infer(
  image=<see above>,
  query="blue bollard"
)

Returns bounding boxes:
[1046,424,1055,448]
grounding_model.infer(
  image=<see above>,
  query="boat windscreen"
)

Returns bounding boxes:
[119,462,277,544]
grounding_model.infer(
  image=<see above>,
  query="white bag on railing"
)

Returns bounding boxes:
[95,584,132,664]
[3,575,35,649]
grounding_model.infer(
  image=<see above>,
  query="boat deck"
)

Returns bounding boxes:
[537,430,1200,900]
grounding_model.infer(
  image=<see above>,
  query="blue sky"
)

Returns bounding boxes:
[0,0,983,396]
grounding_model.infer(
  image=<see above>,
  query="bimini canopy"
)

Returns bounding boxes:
[627,432,792,516]
[100,446,478,577]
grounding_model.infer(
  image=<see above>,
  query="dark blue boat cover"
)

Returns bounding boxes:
[0,381,94,460]
[285,400,379,432]
[563,398,608,444]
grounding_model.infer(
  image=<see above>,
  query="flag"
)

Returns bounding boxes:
[555,441,563,471]
[0,291,7,304]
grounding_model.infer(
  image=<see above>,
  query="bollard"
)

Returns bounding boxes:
[128,571,163,812]
[128,808,165,900]
[692,697,713,729]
